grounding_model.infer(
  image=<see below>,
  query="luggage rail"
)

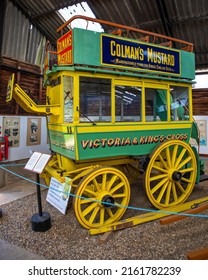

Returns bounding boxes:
[57,15,193,52]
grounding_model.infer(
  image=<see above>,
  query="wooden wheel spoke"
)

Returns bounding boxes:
[83,187,97,197]
[110,181,124,194]
[177,156,192,170]
[172,182,178,202]
[158,154,169,169]
[99,208,105,225]
[171,144,178,166]
[89,207,100,224]
[80,197,96,204]
[175,181,187,194]
[93,178,101,191]
[113,193,126,199]
[156,181,169,203]
[150,173,167,182]
[165,147,172,168]
[101,173,107,190]
[151,177,169,194]
[82,202,98,217]
[181,177,191,183]
[106,175,118,191]
[175,148,187,168]
[106,208,115,219]
[179,167,194,173]
[165,181,172,206]
[152,164,168,173]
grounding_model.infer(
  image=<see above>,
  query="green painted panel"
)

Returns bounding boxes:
[77,128,191,160]
[49,130,75,159]
[73,28,195,80]
[180,51,195,80]
[73,28,100,66]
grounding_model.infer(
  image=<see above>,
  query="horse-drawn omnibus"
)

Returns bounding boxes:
[7,15,205,230]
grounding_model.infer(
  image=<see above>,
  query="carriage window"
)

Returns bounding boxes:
[115,85,141,122]
[170,86,189,121]
[79,77,111,122]
[145,88,168,121]
[63,76,74,123]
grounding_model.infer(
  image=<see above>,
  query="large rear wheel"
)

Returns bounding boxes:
[144,140,197,209]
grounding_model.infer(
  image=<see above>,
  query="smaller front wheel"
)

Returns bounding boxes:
[73,167,130,229]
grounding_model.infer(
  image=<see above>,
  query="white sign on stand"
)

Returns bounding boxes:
[46,177,71,214]
[25,152,71,215]
[24,152,51,173]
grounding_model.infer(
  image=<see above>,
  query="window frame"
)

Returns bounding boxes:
[143,82,169,122]
[72,73,193,124]
[169,84,192,122]
[113,80,143,123]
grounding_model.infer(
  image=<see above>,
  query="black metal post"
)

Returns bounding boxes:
[31,172,51,232]
[36,173,43,216]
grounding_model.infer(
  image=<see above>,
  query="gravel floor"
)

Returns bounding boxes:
[0,177,208,260]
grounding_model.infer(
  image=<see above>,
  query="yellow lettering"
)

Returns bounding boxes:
[116,44,121,56]
[110,41,116,56]
[140,49,144,60]
[147,48,153,62]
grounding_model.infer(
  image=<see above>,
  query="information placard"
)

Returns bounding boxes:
[24,152,51,173]
[46,177,71,214]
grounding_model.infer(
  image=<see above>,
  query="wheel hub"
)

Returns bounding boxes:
[101,195,114,208]
[172,171,182,181]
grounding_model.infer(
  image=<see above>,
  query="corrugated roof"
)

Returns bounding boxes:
[4,0,208,70]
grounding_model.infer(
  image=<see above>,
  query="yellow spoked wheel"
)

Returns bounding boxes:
[73,167,130,229]
[144,140,197,209]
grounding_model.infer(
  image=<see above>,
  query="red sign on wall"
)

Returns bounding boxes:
[57,30,73,65]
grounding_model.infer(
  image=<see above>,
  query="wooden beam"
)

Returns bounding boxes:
[99,231,114,244]
[89,196,208,235]
[187,247,208,260]
[160,202,208,225]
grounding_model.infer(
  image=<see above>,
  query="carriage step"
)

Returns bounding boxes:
[199,175,208,182]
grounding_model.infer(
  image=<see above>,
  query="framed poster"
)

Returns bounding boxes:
[26,118,41,146]
[3,116,20,147]
[196,120,207,146]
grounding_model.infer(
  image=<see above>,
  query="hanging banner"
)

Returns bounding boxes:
[101,34,180,75]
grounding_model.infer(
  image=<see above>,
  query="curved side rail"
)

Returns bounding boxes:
[57,15,193,52]
[13,84,60,115]
[6,74,60,115]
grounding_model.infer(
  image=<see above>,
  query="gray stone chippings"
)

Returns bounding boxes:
[0,180,208,260]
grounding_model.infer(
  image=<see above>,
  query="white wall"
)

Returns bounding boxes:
[0,115,50,162]
[192,116,208,155]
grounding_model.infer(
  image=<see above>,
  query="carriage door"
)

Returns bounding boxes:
[144,83,168,122]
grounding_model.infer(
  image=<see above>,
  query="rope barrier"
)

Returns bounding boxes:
[1,164,208,219]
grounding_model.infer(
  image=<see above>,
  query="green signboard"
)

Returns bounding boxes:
[49,130,75,159]
[77,128,190,160]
